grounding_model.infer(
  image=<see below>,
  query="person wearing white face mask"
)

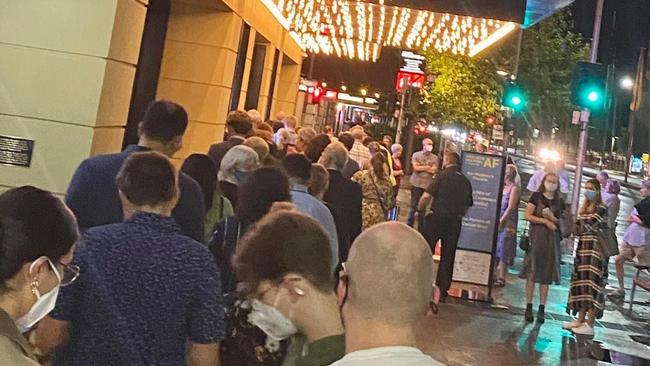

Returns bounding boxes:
[522,172,566,323]
[407,138,438,229]
[233,210,345,366]
[0,186,79,365]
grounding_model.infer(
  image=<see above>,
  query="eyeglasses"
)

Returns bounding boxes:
[57,262,80,287]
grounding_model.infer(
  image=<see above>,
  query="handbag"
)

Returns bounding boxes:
[597,227,619,257]
[519,223,531,251]
[559,209,574,238]
[369,173,390,219]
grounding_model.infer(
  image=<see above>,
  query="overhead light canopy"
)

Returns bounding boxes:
[261,0,573,62]
[263,0,518,61]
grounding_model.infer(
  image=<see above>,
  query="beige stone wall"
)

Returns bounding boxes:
[0,0,145,194]
[156,1,244,166]
[158,0,304,165]
[273,62,302,121]
[257,44,278,119]
[0,0,303,193]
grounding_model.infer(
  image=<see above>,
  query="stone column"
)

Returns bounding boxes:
[0,0,145,194]
[156,1,242,165]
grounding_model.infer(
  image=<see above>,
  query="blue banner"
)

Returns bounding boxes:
[456,152,505,253]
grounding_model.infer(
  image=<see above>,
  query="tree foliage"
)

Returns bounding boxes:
[421,51,502,131]
[494,9,590,141]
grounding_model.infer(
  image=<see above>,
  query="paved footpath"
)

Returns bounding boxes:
[395,184,650,365]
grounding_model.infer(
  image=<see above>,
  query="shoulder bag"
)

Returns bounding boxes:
[369,173,390,219]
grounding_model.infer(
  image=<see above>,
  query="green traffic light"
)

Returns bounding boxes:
[587,91,599,102]
[512,96,522,105]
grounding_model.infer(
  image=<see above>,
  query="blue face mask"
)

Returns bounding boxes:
[584,189,597,201]
[234,170,252,184]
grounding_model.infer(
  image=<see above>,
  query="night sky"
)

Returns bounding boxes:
[305,0,650,94]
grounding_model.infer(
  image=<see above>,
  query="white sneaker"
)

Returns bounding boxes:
[562,319,584,330]
[572,323,594,336]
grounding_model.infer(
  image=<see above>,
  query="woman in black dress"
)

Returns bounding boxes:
[523,172,565,323]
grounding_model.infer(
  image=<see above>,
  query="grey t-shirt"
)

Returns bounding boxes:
[409,151,438,189]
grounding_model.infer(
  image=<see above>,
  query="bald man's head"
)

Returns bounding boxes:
[345,222,433,326]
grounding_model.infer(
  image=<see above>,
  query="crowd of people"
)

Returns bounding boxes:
[2,98,650,365]
[499,158,650,336]
[0,100,446,366]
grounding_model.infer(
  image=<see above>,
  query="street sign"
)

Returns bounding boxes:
[400,51,425,74]
[395,71,425,92]
[492,125,504,140]
[572,111,581,125]
[396,50,426,92]
[643,153,649,163]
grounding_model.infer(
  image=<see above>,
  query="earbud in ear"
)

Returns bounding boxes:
[293,287,305,296]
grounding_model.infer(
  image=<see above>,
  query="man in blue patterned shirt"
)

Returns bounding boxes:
[37,152,224,366]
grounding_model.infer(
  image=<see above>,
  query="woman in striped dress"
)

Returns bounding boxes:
[564,179,608,336]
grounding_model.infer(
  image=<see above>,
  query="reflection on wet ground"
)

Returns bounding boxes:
[394,185,650,365]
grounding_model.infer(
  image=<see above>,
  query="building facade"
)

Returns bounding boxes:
[0,0,303,194]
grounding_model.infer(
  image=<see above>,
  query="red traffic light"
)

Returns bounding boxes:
[414,125,426,135]
[310,86,324,104]
[485,115,496,125]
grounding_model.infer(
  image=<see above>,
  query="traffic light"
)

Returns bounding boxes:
[485,115,496,126]
[571,61,607,111]
[502,82,526,112]
[309,86,324,104]
[413,125,426,135]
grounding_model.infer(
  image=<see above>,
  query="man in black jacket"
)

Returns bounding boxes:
[208,110,253,172]
[66,100,205,242]
[321,142,363,262]
[418,151,473,301]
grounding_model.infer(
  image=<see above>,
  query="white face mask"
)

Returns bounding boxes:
[545,182,558,193]
[16,258,62,333]
[424,145,433,152]
[248,297,298,341]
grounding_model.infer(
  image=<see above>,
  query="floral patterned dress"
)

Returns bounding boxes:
[352,169,396,231]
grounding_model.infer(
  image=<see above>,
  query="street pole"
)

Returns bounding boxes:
[571,0,604,217]
[395,84,408,144]
[503,28,523,157]
[625,47,648,182]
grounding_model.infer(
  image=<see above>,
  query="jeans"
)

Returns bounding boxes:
[407,187,426,228]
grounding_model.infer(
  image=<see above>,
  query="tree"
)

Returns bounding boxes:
[421,51,502,131]
[494,9,590,145]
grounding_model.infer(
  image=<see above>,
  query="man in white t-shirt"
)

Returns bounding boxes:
[333,222,444,366]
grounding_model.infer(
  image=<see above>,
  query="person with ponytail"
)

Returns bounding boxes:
[352,151,395,230]
[564,179,608,336]
[0,186,79,365]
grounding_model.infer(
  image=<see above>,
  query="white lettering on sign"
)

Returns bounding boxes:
[400,50,425,74]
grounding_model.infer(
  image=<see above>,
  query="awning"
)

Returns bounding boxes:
[261,0,574,61]
[369,1,575,27]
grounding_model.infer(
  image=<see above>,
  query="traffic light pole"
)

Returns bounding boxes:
[395,85,408,144]
[571,0,604,217]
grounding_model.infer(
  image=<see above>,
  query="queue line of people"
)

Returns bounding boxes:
[0,100,446,366]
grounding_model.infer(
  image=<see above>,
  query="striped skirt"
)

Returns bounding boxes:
[566,233,605,317]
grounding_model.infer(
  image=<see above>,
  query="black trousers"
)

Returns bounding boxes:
[423,213,463,293]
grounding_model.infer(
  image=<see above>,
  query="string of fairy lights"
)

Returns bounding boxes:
[262,0,517,62]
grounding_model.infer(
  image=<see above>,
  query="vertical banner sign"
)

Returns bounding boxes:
[452,151,505,290]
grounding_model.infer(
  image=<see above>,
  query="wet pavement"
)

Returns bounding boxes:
[396,168,650,365]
